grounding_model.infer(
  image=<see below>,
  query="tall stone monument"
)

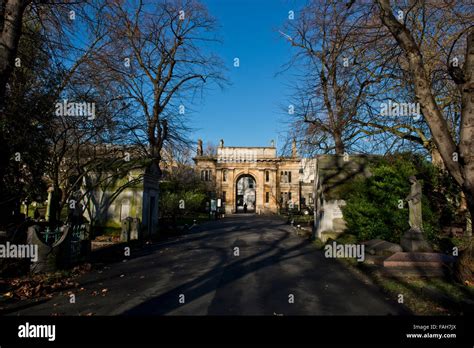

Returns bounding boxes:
[400,176,432,252]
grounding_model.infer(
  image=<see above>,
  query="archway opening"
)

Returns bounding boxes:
[236,175,256,213]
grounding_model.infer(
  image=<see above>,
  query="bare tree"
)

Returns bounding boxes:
[24,1,121,225]
[281,0,394,155]
[86,0,225,177]
[0,0,112,223]
[372,0,474,221]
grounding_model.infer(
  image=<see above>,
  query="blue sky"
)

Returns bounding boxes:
[190,0,305,151]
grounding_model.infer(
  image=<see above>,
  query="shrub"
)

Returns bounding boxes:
[341,154,441,243]
[182,191,207,215]
[159,189,206,220]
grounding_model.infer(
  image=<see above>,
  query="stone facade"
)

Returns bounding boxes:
[193,140,315,215]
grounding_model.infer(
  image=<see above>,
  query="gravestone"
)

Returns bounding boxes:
[364,239,403,256]
[27,225,56,273]
[54,223,91,268]
[318,200,347,242]
[400,176,432,252]
[130,218,141,240]
[69,223,91,264]
[121,217,132,242]
[57,225,79,267]
[27,223,90,272]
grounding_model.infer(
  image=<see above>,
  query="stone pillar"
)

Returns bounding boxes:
[227,169,235,214]
[256,170,264,214]
[45,187,54,222]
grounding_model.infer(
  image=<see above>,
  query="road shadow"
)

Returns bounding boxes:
[121,216,409,315]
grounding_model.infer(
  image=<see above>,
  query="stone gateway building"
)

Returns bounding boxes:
[193,139,316,215]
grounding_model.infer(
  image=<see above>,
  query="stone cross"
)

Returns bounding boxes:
[401,175,431,251]
[406,175,422,231]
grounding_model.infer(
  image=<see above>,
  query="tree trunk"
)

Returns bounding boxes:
[376,0,464,186]
[431,147,445,170]
[462,187,474,237]
[334,130,344,155]
[435,29,474,237]
[0,0,27,107]
[453,180,473,284]
[459,30,474,237]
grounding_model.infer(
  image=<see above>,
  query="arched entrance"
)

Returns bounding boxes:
[235,174,256,213]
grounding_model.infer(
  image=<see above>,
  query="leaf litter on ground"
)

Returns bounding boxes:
[1,263,92,301]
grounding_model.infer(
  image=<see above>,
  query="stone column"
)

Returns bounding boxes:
[272,169,279,213]
[256,170,264,214]
[45,187,54,222]
[227,169,235,214]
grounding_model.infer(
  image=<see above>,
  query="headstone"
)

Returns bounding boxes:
[210,199,217,212]
[121,218,132,242]
[58,225,81,267]
[130,218,141,240]
[401,176,432,252]
[317,200,347,242]
[332,204,344,219]
[364,239,403,256]
[27,225,56,273]
[27,223,91,272]
[73,223,91,261]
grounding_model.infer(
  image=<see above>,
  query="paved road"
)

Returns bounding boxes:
[10,215,405,315]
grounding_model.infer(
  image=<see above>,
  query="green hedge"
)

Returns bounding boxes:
[340,153,454,243]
